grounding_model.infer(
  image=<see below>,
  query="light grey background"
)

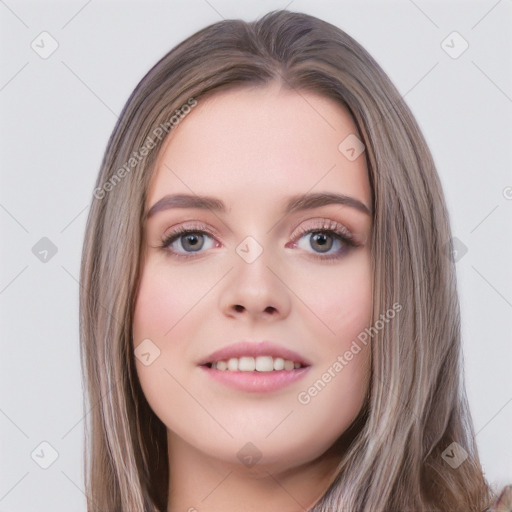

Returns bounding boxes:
[1,0,511,510]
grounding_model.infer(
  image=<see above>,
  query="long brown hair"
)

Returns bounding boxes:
[79,10,495,511]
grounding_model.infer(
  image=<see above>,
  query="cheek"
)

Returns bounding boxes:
[132,261,208,342]
[132,285,170,342]
[298,252,373,341]
[277,254,372,455]
[131,263,187,389]
[131,263,204,434]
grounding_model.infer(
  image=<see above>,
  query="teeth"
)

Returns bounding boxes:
[255,356,273,372]
[210,356,304,372]
[239,356,255,371]
[284,359,294,370]
[273,357,284,370]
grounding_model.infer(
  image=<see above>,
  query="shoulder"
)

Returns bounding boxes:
[485,485,512,512]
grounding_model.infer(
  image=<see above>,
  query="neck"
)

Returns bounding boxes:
[165,434,345,512]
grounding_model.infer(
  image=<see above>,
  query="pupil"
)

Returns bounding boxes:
[183,234,203,251]
[312,232,332,252]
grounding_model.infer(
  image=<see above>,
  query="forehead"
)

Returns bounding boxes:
[146,84,371,217]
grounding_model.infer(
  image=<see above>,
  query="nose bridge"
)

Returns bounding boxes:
[234,234,277,298]
[219,233,291,318]
[235,234,267,266]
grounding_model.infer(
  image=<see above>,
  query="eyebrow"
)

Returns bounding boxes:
[145,191,372,220]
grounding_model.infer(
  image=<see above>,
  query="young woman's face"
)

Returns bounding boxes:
[133,84,373,473]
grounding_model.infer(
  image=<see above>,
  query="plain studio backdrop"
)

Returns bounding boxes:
[0,0,511,510]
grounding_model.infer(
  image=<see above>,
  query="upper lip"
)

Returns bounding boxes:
[198,340,312,366]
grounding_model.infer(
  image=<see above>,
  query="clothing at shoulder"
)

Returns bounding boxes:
[485,485,512,512]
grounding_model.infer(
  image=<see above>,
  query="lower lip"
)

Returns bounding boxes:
[199,365,311,393]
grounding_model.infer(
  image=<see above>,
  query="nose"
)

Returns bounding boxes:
[218,247,291,323]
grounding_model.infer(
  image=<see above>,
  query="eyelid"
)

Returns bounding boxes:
[159,217,360,259]
[162,221,221,240]
[290,217,355,242]
[163,218,355,241]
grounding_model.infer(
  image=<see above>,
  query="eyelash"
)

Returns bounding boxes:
[159,219,360,262]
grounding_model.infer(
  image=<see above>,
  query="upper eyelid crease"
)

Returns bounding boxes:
[161,218,355,242]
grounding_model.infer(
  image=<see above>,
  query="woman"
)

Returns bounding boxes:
[79,9,510,512]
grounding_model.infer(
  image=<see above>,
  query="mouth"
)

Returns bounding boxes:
[198,341,312,393]
[202,355,308,372]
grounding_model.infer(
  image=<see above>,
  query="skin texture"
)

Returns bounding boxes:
[132,83,374,512]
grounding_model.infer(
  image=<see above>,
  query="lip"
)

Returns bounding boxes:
[199,364,311,393]
[197,340,312,394]
[198,340,312,367]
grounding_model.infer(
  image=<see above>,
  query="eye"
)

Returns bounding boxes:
[158,219,360,261]
[160,223,217,259]
[291,219,359,261]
